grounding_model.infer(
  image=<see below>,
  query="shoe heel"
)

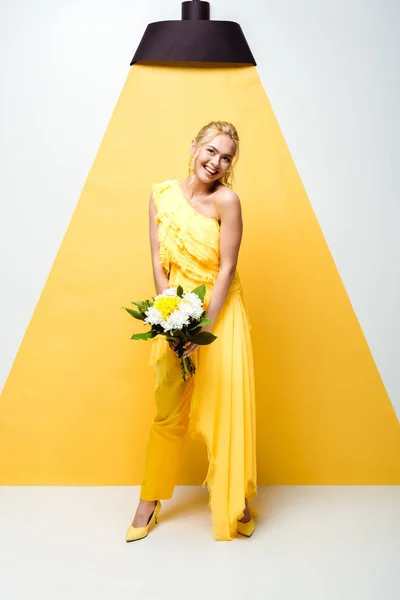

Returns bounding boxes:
[154,499,161,525]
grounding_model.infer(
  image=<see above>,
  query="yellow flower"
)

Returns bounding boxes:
[154,296,181,320]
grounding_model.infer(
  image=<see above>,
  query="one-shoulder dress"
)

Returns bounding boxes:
[147,178,257,541]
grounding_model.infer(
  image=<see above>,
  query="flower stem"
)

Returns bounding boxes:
[180,357,196,380]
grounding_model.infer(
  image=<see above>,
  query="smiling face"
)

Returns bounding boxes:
[191,133,236,184]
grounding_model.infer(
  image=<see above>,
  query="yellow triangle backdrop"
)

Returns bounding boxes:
[1,63,399,484]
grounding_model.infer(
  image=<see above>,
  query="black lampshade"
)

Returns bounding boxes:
[130,1,256,65]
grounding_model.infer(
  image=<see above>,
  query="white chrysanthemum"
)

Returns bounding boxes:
[153,288,177,303]
[144,306,163,326]
[162,309,190,332]
[161,287,178,298]
[179,292,203,319]
[182,292,203,305]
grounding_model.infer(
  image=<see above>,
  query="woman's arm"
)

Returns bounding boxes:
[149,191,169,295]
[182,189,243,358]
[203,189,243,328]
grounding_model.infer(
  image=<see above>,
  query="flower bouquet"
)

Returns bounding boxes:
[122,284,217,380]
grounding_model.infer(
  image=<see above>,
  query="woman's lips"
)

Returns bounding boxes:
[203,165,218,176]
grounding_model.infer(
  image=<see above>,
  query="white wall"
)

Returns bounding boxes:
[1,0,399,418]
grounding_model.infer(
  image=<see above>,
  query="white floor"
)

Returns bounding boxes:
[0,486,399,599]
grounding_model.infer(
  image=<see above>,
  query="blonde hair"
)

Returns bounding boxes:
[188,120,240,188]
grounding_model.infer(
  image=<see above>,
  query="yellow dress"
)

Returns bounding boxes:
[143,178,257,541]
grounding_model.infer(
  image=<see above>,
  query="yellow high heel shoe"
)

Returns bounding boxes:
[125,500,161,543]
[237,506,257,538]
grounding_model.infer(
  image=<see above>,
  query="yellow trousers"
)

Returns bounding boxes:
[139,281,257,541]
[140,341,198,501]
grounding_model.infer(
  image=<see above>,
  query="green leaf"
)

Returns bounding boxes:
[185,330,197,342]
[131,299,154,312]
[195,317,212,328]
[189,331,217,345]
[165,335,180,343]
[186,318,212,338]
[122,307,146,320]
[187,326,201,338]
[131,330,157,340]
[190,284,206,303]
[176,285,184,298]
[170,329,186,341]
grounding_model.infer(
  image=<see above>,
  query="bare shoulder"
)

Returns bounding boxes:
[214,185,241,220]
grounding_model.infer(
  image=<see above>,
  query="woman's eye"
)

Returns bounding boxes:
[207,148,214,153]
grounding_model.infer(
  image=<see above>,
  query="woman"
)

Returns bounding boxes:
[126,121,257,542]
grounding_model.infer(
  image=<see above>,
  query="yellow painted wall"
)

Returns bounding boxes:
[1,63,399,484]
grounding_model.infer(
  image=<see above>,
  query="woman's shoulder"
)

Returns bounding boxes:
[151,179,178,195]
[214,183,241,213]
[151,179,177,209]
[150,179,179,210]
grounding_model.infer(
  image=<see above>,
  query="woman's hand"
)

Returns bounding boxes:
[168,338,198,358]
[181,340,199,359]
[168,340,179,355]
[182,324,212,358]
[168,325,212,358]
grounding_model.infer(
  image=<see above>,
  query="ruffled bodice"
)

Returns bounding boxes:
[152,179,226,305]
